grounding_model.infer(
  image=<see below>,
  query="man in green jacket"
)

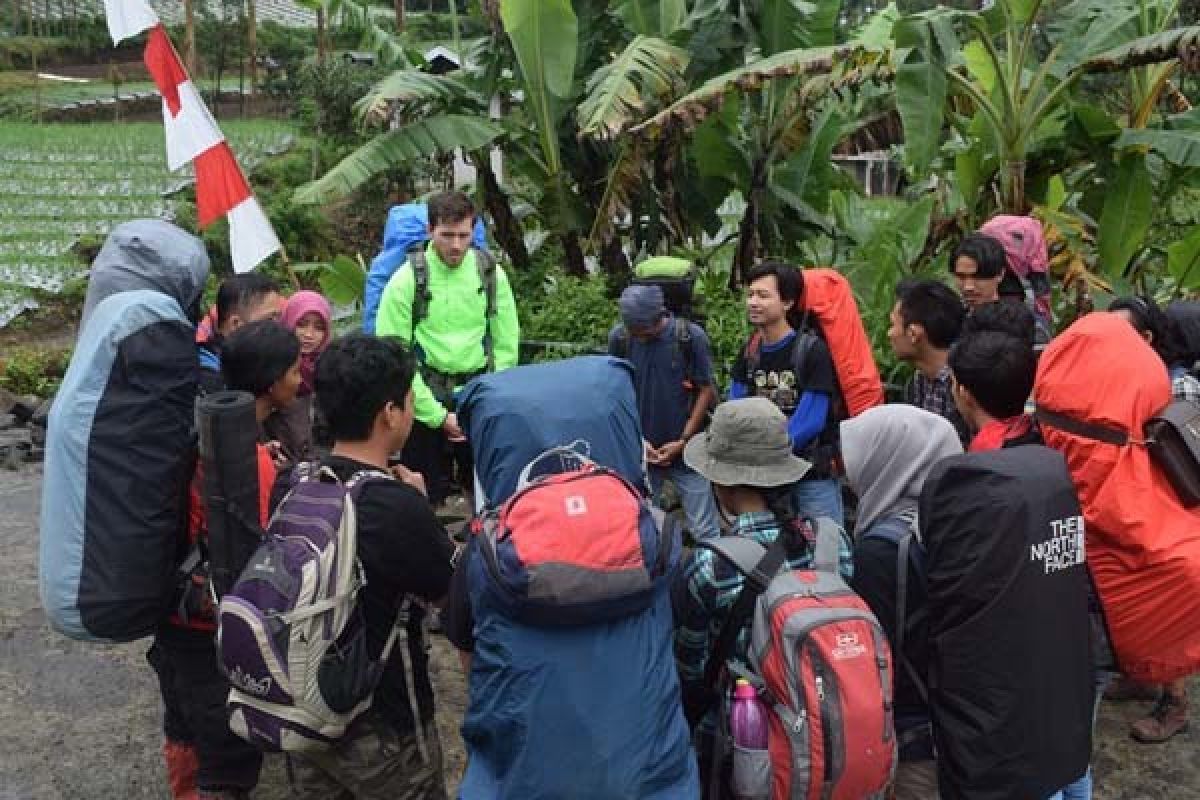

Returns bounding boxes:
[376,191,519,505]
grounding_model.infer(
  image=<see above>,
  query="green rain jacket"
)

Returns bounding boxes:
[375,243,519,427]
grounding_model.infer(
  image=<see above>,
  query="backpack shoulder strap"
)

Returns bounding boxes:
[810,516,844,574]
[863,512,928,703]
[474,248,497,371]
[408,246,430,336]
[744,332,764,382]
[790,329,817,384]
[474,247,497,317]
[699,531,792,693]
[613,326,630,360]
[674,316,693,379]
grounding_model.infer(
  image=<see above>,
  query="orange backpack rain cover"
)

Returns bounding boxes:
[800,268,884,417]
[1035,312,1200,683]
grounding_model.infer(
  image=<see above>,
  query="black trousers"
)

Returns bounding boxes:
[148,629,263,792]
[399,419,473,506]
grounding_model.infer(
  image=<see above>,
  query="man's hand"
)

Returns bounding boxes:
[390,464,428,497]
[442,412,467,443]
[644,440,661,466]
[655,440,685,466]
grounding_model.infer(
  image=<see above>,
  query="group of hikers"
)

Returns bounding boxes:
[36,189,1200,800]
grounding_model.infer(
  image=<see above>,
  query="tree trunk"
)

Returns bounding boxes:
[184,0,197,75]
[317,6,327,64]
[563,230,587,277]
[473,153,530,269]
[600,235,630,281]
[1001,159,1026,214]
[245,0,257,97]
[393,0,404,31]
[732,163,768,289]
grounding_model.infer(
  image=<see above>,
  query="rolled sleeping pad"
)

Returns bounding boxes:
[197,390,262,599]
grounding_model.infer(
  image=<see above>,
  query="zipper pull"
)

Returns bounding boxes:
[794,709,807,733]
[816,674,825,701]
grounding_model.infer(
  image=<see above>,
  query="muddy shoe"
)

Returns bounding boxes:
[1106,676,1162,703]
[1130,693,1190,743]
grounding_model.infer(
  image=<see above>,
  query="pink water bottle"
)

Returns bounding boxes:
[730,678,769,749]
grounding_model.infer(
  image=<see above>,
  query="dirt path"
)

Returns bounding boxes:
[2,464,1197,799]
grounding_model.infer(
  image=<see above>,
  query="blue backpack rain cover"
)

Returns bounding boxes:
[40,220,209,642]
[362,202,488,334]
[457,356,646,509]
[456,362,698,798]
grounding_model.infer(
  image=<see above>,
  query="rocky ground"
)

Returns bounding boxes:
[2,463,1198,799]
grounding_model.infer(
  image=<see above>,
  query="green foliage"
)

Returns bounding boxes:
[0,347,71,397]
[295,60,390,140]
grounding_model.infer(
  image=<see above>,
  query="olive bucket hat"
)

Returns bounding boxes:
[683,397,812,488]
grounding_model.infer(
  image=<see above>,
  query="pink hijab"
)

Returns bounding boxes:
[281,290,332,395]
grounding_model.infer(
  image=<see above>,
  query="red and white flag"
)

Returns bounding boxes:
[104,1,281,273]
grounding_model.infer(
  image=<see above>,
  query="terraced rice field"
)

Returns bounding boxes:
[0,120,293,327]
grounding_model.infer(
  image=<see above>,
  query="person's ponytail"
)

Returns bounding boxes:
[765,487,810,556]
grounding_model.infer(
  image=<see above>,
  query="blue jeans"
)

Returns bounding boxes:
[648,461,720,541]
[1046,670,1114,800]
[790,478,845,530]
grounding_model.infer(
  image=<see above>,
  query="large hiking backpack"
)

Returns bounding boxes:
[794,268,884,417]
[702,518,897,800]
[1035,311,1200,685]
[980,215,1054,346]
[40,220,209,643]
[459,356,646,508]
[362,202,489,334]
[217,464,401,752]
[919,445,1093,799]
[633,255,699,319]
[460,448,698,798]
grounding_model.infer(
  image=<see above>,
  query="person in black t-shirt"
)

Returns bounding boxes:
[275,334,454,800]
[729,261,844,526]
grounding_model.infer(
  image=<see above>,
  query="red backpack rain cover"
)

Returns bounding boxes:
[800,268,884,417]
[1035,312,1200,683]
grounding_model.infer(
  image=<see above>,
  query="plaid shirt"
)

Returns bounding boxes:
[905,365,971,446]
[673,512,854,700]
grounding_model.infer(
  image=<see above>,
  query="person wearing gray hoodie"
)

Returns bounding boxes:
[841,404,963,800]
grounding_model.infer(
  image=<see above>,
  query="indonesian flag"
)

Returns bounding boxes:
[104,1,281,273]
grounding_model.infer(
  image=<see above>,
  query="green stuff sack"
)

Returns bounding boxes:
[633,256,699,319]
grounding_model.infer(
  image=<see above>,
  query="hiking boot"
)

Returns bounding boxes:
[1130,692,1190,743]
[1106,676,1162,703]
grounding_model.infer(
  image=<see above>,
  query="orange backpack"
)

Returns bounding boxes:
[798,268,884,417]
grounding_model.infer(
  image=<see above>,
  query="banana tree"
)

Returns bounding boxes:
[897,0,1082,215]
[626,0,893,287]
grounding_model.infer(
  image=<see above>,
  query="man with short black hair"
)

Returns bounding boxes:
[730,261,844,526]
[375,191,519,505]
[197,273,284,393]
[948,330,1039,452]
[280,334,454,799]
[950,233,1012,311]
[890,279,970,446]
[961,297,1037,349]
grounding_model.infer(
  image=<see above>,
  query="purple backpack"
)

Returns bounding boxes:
[216,464,399,752]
